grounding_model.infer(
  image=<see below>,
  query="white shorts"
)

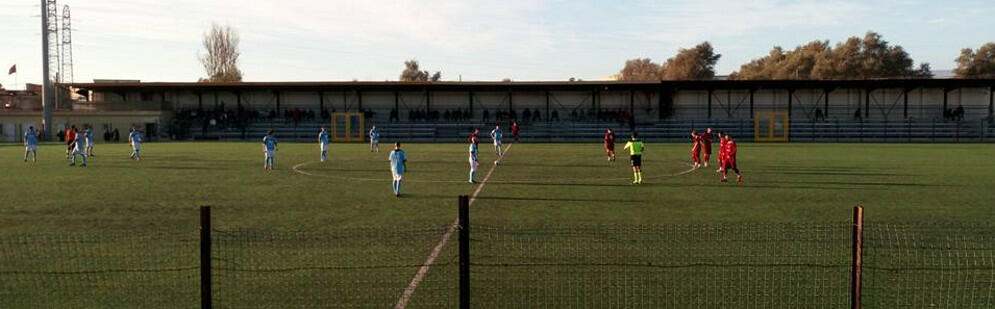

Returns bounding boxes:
[265,149,275,158]
[132,144,140,151]
[320,143,329,151]
[494,141,502,146]
[371,139,379,144]
[469,160,478,171]
[392,172,404,180]
[25,145,37,152]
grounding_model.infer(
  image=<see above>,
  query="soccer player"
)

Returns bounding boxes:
[388,142,407,197]
[24,126,38,162]
[85,126,95,157]
[511,120,520,143]
[369,126,380,152]
[622,132,645,184]
[490,125,503,157]
[262,130,278,170]
[129,126,143,161]
[603,128,616,164]
[468,142,479,184]
[65,125,77,159]
[318,126,331,162]
[701,128,713,167]
[721,133,743,183]
[469,128,480,145]
[715,131,727,173]
[70,129,88,167]
[690,130,702,169]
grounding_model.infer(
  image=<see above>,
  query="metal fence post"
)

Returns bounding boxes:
[200,206,212,309]
[850,205,864,309]
[458,195,470,309]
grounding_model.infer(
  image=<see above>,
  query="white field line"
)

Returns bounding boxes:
[394,143,512,309]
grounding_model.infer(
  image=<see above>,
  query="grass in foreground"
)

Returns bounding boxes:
[0,142,992,307]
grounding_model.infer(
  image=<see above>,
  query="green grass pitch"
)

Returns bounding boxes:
[0,142,992,307]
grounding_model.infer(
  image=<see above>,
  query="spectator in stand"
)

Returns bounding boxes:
[551,110,560,122]
[482,109,490,122]
[533,108,541,123]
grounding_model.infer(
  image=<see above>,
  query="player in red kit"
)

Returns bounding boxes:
[720,133,743,183]
[701,128,713,167]
[469,128,480,146]
[690,130,703,169]
[715,131,727,173]
[603,128,616,164]
[511,120,520,143]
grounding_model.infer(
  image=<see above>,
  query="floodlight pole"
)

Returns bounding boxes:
[40,0,53,140]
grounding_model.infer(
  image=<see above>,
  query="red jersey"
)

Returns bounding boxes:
[718,137,727,157]
[511,123,519,135]
[701,132,713,153]
[723,140,737,161]
[470,132,479,145]
[604,131,615,149]
[691,135,702,153]
[66,129,77,144]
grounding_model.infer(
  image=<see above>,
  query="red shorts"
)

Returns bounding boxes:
[723,157,737,169]
[605,143,615,152]
[704,144,712,155]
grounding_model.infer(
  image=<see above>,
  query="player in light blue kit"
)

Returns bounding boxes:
[85,126,95,156]
[318,126,331,162]
[369,126,380,152]
[262,130,278,170]
[24,126,38,163]
[388,142,406,197]
[129,126,143,161]
[70,129,88,167]
[468,142,478,183]
[490,125,503,159]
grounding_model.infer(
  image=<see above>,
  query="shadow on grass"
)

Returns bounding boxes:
[476,196,650,203]
[490,181,634,187]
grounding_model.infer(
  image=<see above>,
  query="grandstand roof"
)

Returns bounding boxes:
[65,79,995,92]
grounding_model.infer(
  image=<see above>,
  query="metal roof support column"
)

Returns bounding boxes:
[707,88,713,119]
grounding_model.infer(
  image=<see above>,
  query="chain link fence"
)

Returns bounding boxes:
[0,207,992,308]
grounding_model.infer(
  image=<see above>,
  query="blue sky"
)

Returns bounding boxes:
[1,0,993,86]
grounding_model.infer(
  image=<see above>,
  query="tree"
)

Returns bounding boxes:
[400,60,441,82]
[954,43,995,78]
[731,31,929,80]
[660,42,721,80]
[615,42,721,81]
[199,23,242,82]
[617,58,662,81]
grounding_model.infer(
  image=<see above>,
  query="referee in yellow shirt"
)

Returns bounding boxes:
[622,132,645,184]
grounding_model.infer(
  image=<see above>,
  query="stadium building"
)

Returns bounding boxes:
[2,78,994,143]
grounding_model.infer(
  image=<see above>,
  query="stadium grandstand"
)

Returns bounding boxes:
[2,78,994,143]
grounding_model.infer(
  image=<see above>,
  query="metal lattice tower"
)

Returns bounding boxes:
[61,5,73,84]
[45,0,59,84]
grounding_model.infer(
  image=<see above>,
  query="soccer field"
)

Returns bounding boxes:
[2,142,993,232]
[1,142,993,307]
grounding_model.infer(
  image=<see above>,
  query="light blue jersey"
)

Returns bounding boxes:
[389,149,406,174]
[319,131,330,145]
[129,130,142,145]
[263,136,278,151]
[86,130,94,144]
[75,133,87,150]
[369,128,379,142]
[469,144,478,161]
[491,128,503,142]
[25,130,38,146]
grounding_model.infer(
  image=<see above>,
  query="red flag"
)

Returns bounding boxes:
[7,65,14,75]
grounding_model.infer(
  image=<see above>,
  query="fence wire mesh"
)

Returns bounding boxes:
[211,226,457,308]
[1,221,992,308]
[469,223,853,308]
[0,231,199,308]
[862,223,995,308]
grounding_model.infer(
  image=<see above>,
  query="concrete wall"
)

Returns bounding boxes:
[0,111,164,143]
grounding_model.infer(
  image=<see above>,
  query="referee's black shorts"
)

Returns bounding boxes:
[630,155,642,167]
